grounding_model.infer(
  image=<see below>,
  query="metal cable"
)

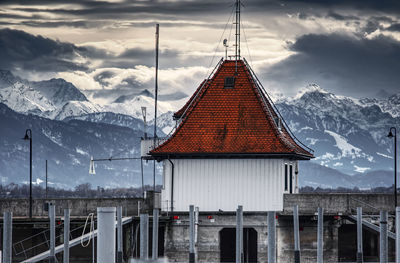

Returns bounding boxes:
[206,4,235,74]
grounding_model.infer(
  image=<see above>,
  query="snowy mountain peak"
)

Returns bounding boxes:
[31,78,87,106]
[295,83,329,98]
[113,89,154,103]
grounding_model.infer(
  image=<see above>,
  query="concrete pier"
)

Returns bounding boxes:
[0,194,397,262]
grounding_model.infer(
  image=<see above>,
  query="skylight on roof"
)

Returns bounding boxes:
[224,76,235,89]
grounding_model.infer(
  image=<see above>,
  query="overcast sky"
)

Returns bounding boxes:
[1,0,400,103]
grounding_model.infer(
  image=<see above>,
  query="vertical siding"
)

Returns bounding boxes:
[161,159,293,212]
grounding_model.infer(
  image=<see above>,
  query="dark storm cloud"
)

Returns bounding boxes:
[281,0,400,12]
[0,27,210,76]
[387,23,400,32]
[0,28,88,72]
[326,11,359,21]
[9,1,232,18]
[263,33,400,98]
[85,44,212,69]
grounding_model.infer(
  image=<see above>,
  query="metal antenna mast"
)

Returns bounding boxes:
[153,24,159,192]
[234,0,241,72]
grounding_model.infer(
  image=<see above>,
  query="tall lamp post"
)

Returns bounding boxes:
[23,129,33,219]
[388,127,397,209]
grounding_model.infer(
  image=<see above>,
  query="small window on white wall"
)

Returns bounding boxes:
[289,164,293,194]
[162,162,166,190]
[284,164,288,191]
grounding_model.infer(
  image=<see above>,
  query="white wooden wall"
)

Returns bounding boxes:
[161,159,297,212]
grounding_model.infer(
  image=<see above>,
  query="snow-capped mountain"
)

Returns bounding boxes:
[276,84,399,175]
[360,93,400,118]
[0,70,183,122]
[31,78,87,106]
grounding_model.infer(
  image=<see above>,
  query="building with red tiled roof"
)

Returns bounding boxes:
[151,59,313,160]
[141,58,314,212]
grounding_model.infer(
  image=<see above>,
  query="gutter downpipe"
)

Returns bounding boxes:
[167,157,174,215]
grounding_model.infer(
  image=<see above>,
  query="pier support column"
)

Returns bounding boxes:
[153,208,159,260]
[117,206,123,263]
[380,211,388,263]
[268,211,276,263]
[2,212,12,263]
[189,205,195,263]
[97,207,116,263]
[357,207,363,263]
[293,205,300,263]
[236,205,243,263]
[64,209,70,263]
[140,213,149,260]
[317,207,323,263]
[49,204,56,263]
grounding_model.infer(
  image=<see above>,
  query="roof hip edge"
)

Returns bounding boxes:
[242,58,314,155]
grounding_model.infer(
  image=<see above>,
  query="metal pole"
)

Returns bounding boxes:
[97,207,116,263]
[293,205,300,263]
[380,211,388,263]
[153,23,160,193]
[2,212,12,263]
[140,158,145,199]
[29,133,33,219]
[395,130,397,209]
[389,127,397,210]
[117,206,123,263]
[236,205,243,263]
[396,207,400,263]
[152,209,159,260]
[49,204,55,263]
[189,205,195,263]
[195,207,199,244]
[357,207,363,263]
[140,213,149,260]
[268,211,276,263]
[317,207,323,263]
[64,209,70,263]
[45,160,48,199]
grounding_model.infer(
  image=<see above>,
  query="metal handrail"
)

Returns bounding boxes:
[349,196,381,212]
[243,58,314,153]
[13,222,88,258]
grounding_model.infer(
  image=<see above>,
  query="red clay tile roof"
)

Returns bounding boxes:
[151,60,314,159]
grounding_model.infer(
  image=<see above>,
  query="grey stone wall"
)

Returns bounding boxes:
[284,193,396,215]
[0,198,144,217]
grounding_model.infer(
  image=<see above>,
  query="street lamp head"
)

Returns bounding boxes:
[23,129,32,140]
[388,130,394,138]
